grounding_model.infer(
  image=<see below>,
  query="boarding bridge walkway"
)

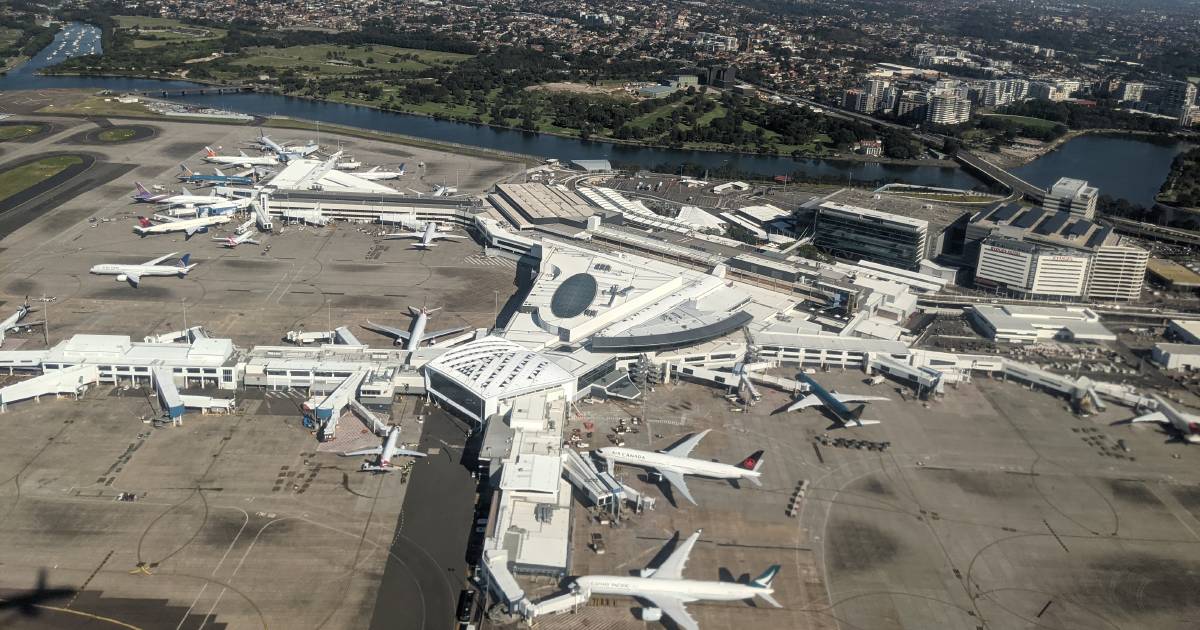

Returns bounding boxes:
[0,365,99,411]
[152,366,185,424]
[309,370,367,440]
[868,354,945,395]
[333,326,362,346]
[525,589,588,619]
[349,398,389,436]
[481,547,526,608]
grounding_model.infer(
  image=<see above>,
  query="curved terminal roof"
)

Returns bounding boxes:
[590,311,754,351]
[423,336,574,400]
[550,273,598,319]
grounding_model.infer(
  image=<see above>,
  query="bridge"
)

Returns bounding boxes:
[135,86,255,97]
[954,150,1047,202]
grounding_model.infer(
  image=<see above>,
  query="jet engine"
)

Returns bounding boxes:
[115,274,128,283]
[640,607,662,622]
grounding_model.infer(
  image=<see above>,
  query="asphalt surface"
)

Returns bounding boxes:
[369,406,476,630]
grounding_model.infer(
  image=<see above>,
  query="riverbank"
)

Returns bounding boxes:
[989,127,1192,170]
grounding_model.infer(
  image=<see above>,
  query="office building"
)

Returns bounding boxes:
[1043,177,1099,219]
[983,79,1029,107]
[813,201,929,270]
[695,32,738,53]
[926,85,971,125]
[896,90,929,120]
[1163,80,1197,125]
[1119,82,1145,103]
[966,203,1148,301]
[843,88,874,113]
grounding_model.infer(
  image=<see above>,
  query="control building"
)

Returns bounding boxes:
[811,201,929,271]
[1043,177,1098,219]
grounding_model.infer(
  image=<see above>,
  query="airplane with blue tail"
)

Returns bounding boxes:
[178,164,254,186]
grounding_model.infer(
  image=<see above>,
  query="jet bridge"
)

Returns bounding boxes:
[868,354,944,397]
[524,589,587,619]
[561,449,656,511]
[0,364,98,411]
[152,366,185,424]
[306,370,367,440]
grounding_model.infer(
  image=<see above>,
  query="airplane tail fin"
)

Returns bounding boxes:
[204,146,216,157]
[177,254,191,267]
[214,168,225,176]
[849,405,866,424]
[752,565,780,590]
[134,181,150,196]
[736,450,764,472]
[179,164,193,175]
[137,216,152,227]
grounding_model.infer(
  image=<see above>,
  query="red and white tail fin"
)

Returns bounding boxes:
[137,216,152,228]
[204,146,216,157]
[736,450,765,483]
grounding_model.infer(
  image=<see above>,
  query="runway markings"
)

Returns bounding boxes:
[463,255,516,268]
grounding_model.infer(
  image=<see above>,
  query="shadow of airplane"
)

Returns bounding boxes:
[0,569,76,617]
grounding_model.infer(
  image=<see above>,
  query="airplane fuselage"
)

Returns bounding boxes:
[379,428,402,467]
[574,575,769,604]
[136,215,230,236]
[1149,393,1200,443]
[406,312,428,350]
[89,263,190,278]
[797,373,855,421]
[596,447,760,483]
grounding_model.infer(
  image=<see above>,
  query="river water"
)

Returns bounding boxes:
[2,22,1190,203]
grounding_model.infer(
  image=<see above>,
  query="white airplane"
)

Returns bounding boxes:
[340,426,426,472]
[214,230,260,248]
[336,158,362,170]
[355,164,405,180]
[594,429,764,505]
[90,253,196,287]
[203,146,278,168]
[0,300,44,347]
[385,222,465,249]
[362,306,466,350]
[134,183,226,207]
[570,530,781,630]
[432,184,457,196]
[135,214,230,238]
[255,131,318,160]
[1123,393,1200,444]
[785,373,888,428]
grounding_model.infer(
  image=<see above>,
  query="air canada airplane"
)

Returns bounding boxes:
[384,222,464,249]
[203,146,278,168]
[362,306,466,350]
[594,429,764,505]
[569,530,781,630]
[786,372,888,428]
[340,426,425,472]
[353,163,405,180]
[1121,393,1200,444]
[89,252,196,287]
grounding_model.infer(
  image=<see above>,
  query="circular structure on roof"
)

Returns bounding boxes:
[550,273,598,318]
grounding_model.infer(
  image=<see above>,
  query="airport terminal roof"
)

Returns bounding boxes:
[41,334,238,367]
[424,336,574,401]
[268,158,397,194]
[571,159,612,172]
[972,204,1124,251]
[496,183,596,225]
[821,188,969,228]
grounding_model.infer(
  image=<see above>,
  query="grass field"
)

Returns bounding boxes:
[97,128,137,142]
[37,95,153,117]
[983,113,1061,131]
[0,156,84,203]
[114,15,225,49]
[0,124,44,142]
[231,44,471,75]
[0,26,21,49]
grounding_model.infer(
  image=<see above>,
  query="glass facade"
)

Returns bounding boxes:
[815,209,927,270]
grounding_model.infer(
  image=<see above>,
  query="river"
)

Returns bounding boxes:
[1,22,1190,203]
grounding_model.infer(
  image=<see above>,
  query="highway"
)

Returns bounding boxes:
[953,150,1047,200]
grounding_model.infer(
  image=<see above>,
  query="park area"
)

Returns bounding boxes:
[228,44,472,76]
[114,15,226,49]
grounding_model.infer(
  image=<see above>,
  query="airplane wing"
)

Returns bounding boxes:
[659,469,697,505]
[185,226,201,237]
[435,233,466,240]
[1130,411,1167,423]
[662,429,711,458]
[383,232,423,240]
[642,595,699,630]
[650,530,701,580]
[362,321,410,341]
[786,394,822,412]
[143,252,180,266]
[424,326,468,342]
[126,274,141,287]
[832,393,889,404]
[341,447,384,457]
[392,449,427,458]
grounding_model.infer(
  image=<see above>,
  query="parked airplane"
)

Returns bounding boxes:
[785,372,888,428]
[214,230,260,248]
[0,300,44,347]
[340,426,426,472]
[256,130,318,160]
[177,164,254,186]
[135,214,230,238]
[133,183,225,207]
[0,569,77,617]
[354,163,405,180]
[594,429,764,505]
[1122,393,1200,444]
[362,306,466,350]
[90,252,196,287]
[202,146,278,168]
[384,222,464,249]
[432,184,457,196]
[570,530,781,630]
